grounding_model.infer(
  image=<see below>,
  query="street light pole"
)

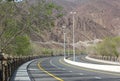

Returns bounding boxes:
[70,11,76,61]
[67,37,70,57]
[63,26,66,59]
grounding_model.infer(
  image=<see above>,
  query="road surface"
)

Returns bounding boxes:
[27,56,120,81]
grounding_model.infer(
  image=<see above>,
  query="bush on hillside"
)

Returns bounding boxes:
[95,37,120,57]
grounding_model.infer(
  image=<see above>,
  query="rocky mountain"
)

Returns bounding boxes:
[30,0,120,50]
[55,0,120,39]
[75,0,120,35]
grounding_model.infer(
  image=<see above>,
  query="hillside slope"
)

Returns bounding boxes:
[75,0,120,35]
[30,0,120,49]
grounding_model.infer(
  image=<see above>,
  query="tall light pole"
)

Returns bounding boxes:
[62,26,66,59]
[70,11,76,61]
[67,37,70,57]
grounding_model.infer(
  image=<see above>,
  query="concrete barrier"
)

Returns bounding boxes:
[64,58,120,73]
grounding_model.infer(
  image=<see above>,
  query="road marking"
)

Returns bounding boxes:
[69,71,72,72]
[58,68,64,70]
[37,62,64,81]
[50,59,60,68]
[28,68,39,71]
[59,58,120,76]
[94,77,102,79]
[50,59,66,70]
[62,68,66,70]
[45,71,66,72]
[79,73,84,75]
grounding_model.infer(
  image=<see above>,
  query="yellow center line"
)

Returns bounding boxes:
[37,61,64,81]
[59,58,120,76]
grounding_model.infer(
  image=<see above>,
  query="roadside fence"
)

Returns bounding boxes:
[0,52,40,81]
[88,54,120,62]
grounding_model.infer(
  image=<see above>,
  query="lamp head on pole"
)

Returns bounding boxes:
[62,25,66,33]
[62,25,66,29]
[70,11,76,14]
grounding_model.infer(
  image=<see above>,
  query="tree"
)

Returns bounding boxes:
[28,1,63,33]
[0,0,63,55]
[14,35,32,56]
[95,37,120,57]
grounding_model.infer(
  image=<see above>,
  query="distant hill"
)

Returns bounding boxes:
[75,0,120,35]
[29,0,120,49]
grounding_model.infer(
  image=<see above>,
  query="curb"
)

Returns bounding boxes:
[86,56,120,65]
[11,60,35,81]
[64,58,120,73]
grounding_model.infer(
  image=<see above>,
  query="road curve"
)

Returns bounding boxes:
[28,56,120,81]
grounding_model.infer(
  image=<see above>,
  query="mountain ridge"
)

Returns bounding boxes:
[29,0,119,50]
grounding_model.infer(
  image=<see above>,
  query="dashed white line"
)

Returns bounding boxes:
[94,76,102,79]
[79,73,84,75]
[50,59,66,70]
[69,71,73,72]
[58,68,63,69]
[62,68,66,70]
[28,68,39,71]
[50,59,59,68]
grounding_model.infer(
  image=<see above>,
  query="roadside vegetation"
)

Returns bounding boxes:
[31,42,62,56]
[88,36,120,61]
[95,37,120,57]
[0,0,63,56]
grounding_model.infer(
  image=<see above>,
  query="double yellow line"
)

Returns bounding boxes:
[37,61,64,81]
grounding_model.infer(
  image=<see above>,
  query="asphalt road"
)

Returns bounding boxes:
[27,56,120,81]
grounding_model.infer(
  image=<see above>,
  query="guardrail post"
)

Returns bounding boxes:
[0,53,8,81]
[0,52,40,81]
[8,56,12,79]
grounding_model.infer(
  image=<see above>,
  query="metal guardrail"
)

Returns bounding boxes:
[88,54,120,62]
[0,52,41,81]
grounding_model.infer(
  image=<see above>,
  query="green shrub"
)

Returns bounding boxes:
[41,48,53,55]
[95,37,120,57]
[7,35,32,56]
